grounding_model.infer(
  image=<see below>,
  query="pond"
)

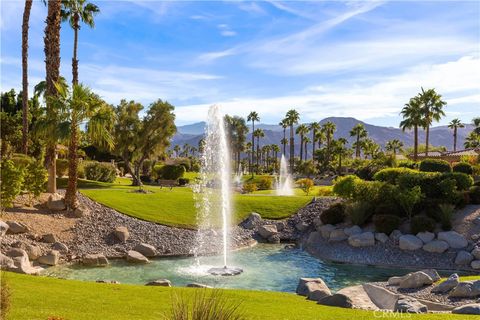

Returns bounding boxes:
[45,244,417,292]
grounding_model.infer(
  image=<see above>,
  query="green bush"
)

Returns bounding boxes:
[77,162,86,179]
[11,153,33,169]
[23,161,47,206]
[84,162,116,183]
[422,198,443,220]
[469,186,480,204]
[453,162,473,175]
[442,172,473,191]
[296,178,314,195]
[373,167,416,184]
[352,180,384,203]
[398,160,418,169]
[410,215,436,234]
[397,171,443,198]
[333,175,360,199]
[345,201,372,226]
[419,159,451,173]
[242,182,257,193]
[373,214,401,235]
[1,159,24,209]
[395,186,423,219]
[56,159,69,178]
[257,177,273,190]
[155,164,185,180]
[355,163,387,180]
[320,203,346,225]
[178,178,190,186]
[175,158,191,171]
[374,202,403,217]
[438,203,455,230]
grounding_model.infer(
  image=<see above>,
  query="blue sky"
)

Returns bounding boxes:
[1,0,479,126]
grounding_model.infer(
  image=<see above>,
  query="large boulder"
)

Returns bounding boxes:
[472,247,480,260]
[134,243,157,257]
[452,304,480,315]
[0,220,9,236]
[471,260,480,270]
[38,250,60,266]
[303,281,332,302]
[455,251,474,265]
[438,231,468,249]
[432,274,459,293]
[416,232,435,244]
[344,225,362,236]
[422,240,449,253]
[296,278,329,296]
[328,229,348,242]
[126,250,149,263]
[242,212,262,230]
[146,279,171,287]
[6,248,28,259]
[389,230,403,244]
[114,226,130,243]
[6,221,28,234]
[449,281,480,298]
[317,294,353,308]
[186,283,212,288]
[319,224,335,239]
[348,232,375,247]
[388,276,404,286]
[0,253,15,269]
[42,233,57,244]
[83,253,109,267]
[257,224,277,239]
[52,242,69,253]
[399,235,423,251]
[47,193,66,211]
[25,244,42,260]
[421,269,440,282]
[399,271,434,289]
[394,296,428,313]
[6,249,43,275]
[375,233,389,244]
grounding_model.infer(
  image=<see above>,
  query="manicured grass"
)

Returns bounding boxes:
[57,177,133,189]
[253,185,333,197]
[2,272,466,320]
[81,186,311,228]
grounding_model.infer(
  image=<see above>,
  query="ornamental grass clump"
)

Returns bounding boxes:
[345,201,373,226]
[438,203,455,230]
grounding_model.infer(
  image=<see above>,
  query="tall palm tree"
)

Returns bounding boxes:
[362,138,380,159]
[308,122,320,161]
[253,128,264,173]
[280,137,288,158]
[315,129,325,149]
[44,0,62,193]
[247,111,259,176]
[349,123,367,158]
[285,109,300,171]
[303,137,311,160]
[333,138,349,174]
[385,139,404,157]
[245,141,252,170]
[417,87,446,156]
[400,96,424,161]
[322,121,336,164]
[473,117,480,135]
[271,144,280,171]
[295,124,309,162]
[173,145,180,157]
[448,118,464,152]
[279,119,288,156]
[21,0,33,154]
[61,0,99,85]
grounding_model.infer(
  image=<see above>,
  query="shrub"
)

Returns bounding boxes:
[374,202,403,217]
[0,159,24,209]
[438,203,455,230]
[257,177,273,190]
[155,164,185,180]
[469,186,480,204]
[442,172,473,191]
[11,153,33,169]
[84,162,116,183]
[422,198,443,220]
[320,203,346,225]
[296,178,314,195]
[242,182,257,193]
[23,161,47,206]
[419,159,451,173]
[398,160,418,169]
[317,186,333,197]
[77,161,86,179]
[355,163,387,180]
[397,171,443,198]
[178,178,190,186]
[333,175,360,199]
[395,186,423,219]
[373,167,416,185]
[410,215,436,234]
[55,158,69,178]
[352,180,384,203]
[345,201,373,226]
[175,158,191,172]
[373,214,401,235]
[453,162,473,175]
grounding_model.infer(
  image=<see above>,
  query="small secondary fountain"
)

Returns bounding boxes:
[275,154,294,196]
[193,105,243,276]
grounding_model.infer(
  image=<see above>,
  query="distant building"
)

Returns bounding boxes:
[409,148,480,163]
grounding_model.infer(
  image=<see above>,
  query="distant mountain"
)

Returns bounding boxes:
[174,117,474,156]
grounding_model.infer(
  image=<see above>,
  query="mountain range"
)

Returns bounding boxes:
[172,117,474,157]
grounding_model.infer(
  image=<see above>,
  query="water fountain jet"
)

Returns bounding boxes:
[275,154,294,196]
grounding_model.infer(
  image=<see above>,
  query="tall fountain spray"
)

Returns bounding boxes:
[275,154,294,196]
[194,105,243,276]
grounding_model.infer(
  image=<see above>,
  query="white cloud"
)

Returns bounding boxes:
[217,24,236,37]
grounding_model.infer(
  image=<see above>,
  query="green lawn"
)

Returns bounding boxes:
[2,272,466,320]
[253,185,333,197]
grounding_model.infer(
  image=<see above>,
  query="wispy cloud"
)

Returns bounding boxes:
[217,24,236,37]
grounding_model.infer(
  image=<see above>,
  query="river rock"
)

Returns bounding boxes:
[394,296,428,313]
[296,278,329,296]
[452,303,480,315]
[317,294,353,308]
[348,232,375,247]
[6,221,28,234]
[146,279,171,287]
[38,250,60,266]
[295,221,309,232]
[329,229,348,242]
[306,231,321,246]
[449,281,480,298]
[42,233,57,243]
[416,232,435,244]
[73,206,89,218]
[399,235,423,251]
[455,251,474,265]
[389,230,403,244]
[126,250,149,263]
[388,276,404,286]
[0,253,15,269]
[83,253,109,267]
[25,244,42,260]
[114,226,130,242]
[438,231,468,249]
[319,224,335,239]
[472,247,480,260]
[375,233,389,244]
[344,225,362,236]
[47,193,66,211]
[267,234,280,243]
[257,224,277,239]
[422,240,449,253]
[0,220,9,236]
[471,260,480,270]
[432,274,459,293]
[243,212,261,229]
[134,243,157,257]
[420,269,440,282]
[399,271,434,289]
[52,242,69,252]
[186,283,212,288]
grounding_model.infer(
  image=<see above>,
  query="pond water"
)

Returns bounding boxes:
[45,244,416,292]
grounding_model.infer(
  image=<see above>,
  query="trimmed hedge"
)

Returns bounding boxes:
[442,172,473,191]
[320,203,346,225]
[373,214,401,235]
[154,164,185,180]
[373,167,417,184]
[410,215,436,234]
[419,159,451,173]
[85,162,116,183]
[453,162,473,175]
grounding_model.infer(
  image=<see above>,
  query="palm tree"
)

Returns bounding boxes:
[271,144,280,171]
[295,124,309,162]
[55,83,114,208]
[322,121,336,164]
[417,87,446,156]
[285,109,300,171]
[333,138,349,174]
[349,123,367,158]
[385,139,404,157]
[280,137,288,158]
[362,138,380,159]
[400,96,424,161]
[464,117,480,149]
[253,128,264,172]
[44,0,62,193]
[473,117,480,135]
[61,0,100,85]
[303,137,311,160]
[245,141,252,170]
[448,118,464,152]
[173,145,180,157]
[315,129,325,149]
[308,122,321,161]
[279,119,288,156]
[21,0,33,154]
[247,111,259,176]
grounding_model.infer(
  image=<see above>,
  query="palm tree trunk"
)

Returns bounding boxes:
[72,14,79,85]
[356,134,360,158]
[251,121,255,176]
[312,130,316,162]
[425,125,430,156]
[299,135,303,162]
[44,0,62,194]
[414,125,418,161]
[289,126,294,171]
[283,128,286,156]
[256,136,260,172]
[453,128,457,152]
[65,113,78,208]
[21,0,32,155]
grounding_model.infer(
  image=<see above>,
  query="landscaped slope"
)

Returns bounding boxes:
[2,272,468,320]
